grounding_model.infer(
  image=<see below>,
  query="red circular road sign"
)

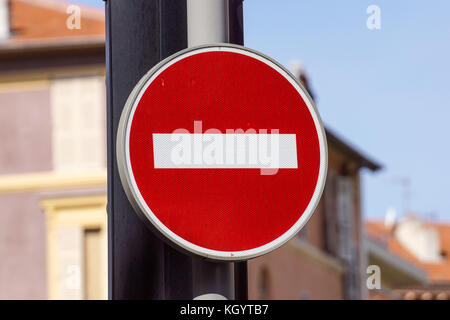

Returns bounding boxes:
[117,44,327,261]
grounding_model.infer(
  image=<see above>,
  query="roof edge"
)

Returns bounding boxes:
[14,0,104,21]
[0,36,105,54]
[365,237,428,284]
[325,126,382,171]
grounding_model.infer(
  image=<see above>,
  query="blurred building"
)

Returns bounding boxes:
[248,75,381,300]
[0,0,106,299]
[366,215,450,300]
[0,0,382,300]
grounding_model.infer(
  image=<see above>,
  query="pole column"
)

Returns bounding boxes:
[186,0,246,300]
[228,0,247,301]
[106,0,193,299]
[106,0,246,300]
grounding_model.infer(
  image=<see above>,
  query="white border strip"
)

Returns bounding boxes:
[152,133,298,169]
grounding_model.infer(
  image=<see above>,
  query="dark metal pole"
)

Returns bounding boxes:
[106,0,192,299]
[234,262,248,300]
[106,0,246,300]
[229,0,244,46]
[192,258,234,299]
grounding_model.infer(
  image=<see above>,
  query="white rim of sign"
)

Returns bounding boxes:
[116,44,328,261]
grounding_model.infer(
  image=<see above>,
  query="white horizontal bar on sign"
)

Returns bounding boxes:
[152,133,298,169]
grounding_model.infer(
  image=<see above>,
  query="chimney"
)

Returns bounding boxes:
[0,0,9,41]
[384,206,397,228]
[394,215,442,263]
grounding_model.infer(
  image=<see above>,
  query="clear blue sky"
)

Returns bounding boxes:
[74,0,450,221]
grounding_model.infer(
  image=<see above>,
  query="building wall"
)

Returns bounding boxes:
[0,85,52,175]
[0,192,47,299]
[248,240,343,300]
[0,58,107,299]
[0,0,108,300]
[0,83,52,298]
[247,142,367,300]
[305,200,326,250]
[327,145,365,299]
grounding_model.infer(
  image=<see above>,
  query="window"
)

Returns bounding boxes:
[258,268,270,299]
[336,176,354,261]
[84,228,105,300]
[50,75,105,172]
[336,175,359,299]
[41,195,107,300]
[324,170,338,255]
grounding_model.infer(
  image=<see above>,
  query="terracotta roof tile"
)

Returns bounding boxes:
[366,220,450,282]
[9,0,104,41]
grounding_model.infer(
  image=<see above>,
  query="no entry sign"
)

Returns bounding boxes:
[117,44,327,260]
